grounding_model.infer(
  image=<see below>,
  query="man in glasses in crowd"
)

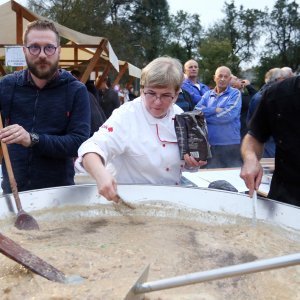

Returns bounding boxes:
[0,20,90,193]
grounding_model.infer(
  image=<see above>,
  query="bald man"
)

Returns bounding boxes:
[181,59,209,105]
[195,66,242,168]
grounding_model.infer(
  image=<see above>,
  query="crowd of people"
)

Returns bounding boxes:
[0,20,299,207]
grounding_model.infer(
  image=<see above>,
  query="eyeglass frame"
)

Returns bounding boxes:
[24,44,58,56]
[143,90,176,103]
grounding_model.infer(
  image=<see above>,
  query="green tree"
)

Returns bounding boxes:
[222,0,264,73]
[199,37,233,86]
[263,0,300,70]
[199,1,264,78]
[129,0,170,64]
[28,0,110,36]
[167,10,203,61]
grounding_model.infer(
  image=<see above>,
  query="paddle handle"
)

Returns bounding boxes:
[0,114,22,212]
[135,253,300,294]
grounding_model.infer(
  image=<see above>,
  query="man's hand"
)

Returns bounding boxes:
[0,124,31,147]
[241,79,250,88]
[240,158,263,197]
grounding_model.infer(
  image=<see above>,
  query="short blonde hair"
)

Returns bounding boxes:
[140,57,184,92]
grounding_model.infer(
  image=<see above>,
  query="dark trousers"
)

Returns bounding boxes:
[206,144,242,169]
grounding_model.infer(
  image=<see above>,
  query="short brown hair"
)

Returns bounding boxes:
[23,20,60,45]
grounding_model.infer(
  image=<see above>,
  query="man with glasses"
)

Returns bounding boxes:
[76,57,206,202]
[0,20,90,193]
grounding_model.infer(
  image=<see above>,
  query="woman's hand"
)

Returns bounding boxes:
[183,153,207,168]
[82,153,120,202]
[95,168,120,202]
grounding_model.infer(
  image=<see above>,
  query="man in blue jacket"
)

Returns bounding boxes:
[195,66,242,168]
[0,20,90,193]
[182,59,209,105]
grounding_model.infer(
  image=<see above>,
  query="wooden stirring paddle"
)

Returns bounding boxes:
[0,114,39,230]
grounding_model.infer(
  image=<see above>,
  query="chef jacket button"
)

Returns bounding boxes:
[162,144,166,147]
[180,164,184,168]
[166,167,170,171]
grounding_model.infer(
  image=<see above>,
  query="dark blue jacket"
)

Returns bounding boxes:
[247,83,275,158]
[0,69,91,193]
[181,79,210,105]
[175,89,195,112]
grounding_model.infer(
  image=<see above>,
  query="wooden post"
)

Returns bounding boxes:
[80,39,107,84]
[95,63,112,89]
[112,63,128,87]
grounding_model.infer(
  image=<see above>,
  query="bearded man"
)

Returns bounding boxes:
[0,20,90,193]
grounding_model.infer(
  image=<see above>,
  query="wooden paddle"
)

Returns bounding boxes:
[116,194,135,209]
[0,232,66,283]
[0,115,39,230]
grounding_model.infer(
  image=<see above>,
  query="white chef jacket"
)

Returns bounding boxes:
[77,97,184,185]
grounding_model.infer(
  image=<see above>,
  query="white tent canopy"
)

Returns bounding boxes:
[0,0,141,79]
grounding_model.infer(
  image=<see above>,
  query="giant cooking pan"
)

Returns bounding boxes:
[0,184,299,230]
[0,184,299,299]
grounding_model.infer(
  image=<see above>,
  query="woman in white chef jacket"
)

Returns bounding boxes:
[76,57,207,202]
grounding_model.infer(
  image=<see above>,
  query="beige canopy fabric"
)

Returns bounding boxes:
[0,0,141,79]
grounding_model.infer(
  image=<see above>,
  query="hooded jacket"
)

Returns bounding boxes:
[0,69,90,193]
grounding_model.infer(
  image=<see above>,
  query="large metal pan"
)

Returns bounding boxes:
[0,184,299,299]
[1,184,299,231]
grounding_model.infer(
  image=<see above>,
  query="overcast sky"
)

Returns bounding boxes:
[0,1,280,26]
[0,0,25,5]
[168,0,277,28]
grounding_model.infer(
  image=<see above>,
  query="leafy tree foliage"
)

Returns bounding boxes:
[28,0,110,35]
[166,11,202,62]
[198,1,264,80]
[26,0,299,83]
[222,1,263,73]
[262,0,300,70]
[129,0,170,65]
[199,37,233,86]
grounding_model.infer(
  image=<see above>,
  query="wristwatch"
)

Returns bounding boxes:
[29,132,39,147]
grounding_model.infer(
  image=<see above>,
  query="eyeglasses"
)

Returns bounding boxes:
[25,44,58,56]
[144,91,175,103]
